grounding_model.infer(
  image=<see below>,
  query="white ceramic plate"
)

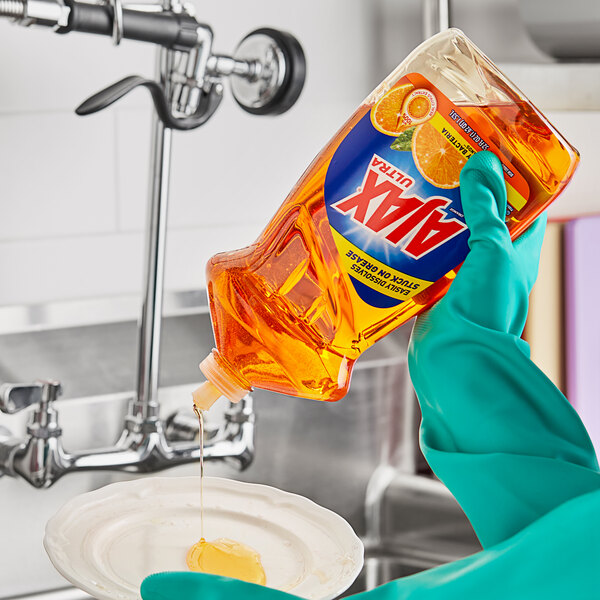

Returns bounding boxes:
[44,477,364,600]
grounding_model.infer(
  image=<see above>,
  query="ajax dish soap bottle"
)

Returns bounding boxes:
[193,28,579,410]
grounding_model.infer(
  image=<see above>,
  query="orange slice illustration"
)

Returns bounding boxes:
[371,83,414,136]
[412,122,467,189]
[406,95,431,120]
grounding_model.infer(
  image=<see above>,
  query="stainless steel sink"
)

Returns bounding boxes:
[0,302,478,599]
[0,306,411,597]
[334,471,481,598]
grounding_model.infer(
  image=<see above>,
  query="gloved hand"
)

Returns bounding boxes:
[408,151,600,548]
[141,152,600,600]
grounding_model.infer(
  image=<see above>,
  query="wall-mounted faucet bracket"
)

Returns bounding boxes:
[0,379,255,487]
[0,0,301,487]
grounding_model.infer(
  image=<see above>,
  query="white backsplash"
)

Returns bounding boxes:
[0,0,371,306]
[0,0,599,308]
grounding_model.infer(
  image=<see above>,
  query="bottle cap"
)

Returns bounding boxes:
[192,351,249,411]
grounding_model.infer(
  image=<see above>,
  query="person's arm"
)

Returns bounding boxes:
[141,152,600,600]
[410,151,600,548]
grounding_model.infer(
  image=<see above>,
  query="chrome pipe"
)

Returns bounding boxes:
[207,55,254,78]
[0,10,258,488]
[134,45,173,421]
[422,0,450,39]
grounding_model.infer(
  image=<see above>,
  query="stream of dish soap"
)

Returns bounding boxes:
[187,402,266,585]
[193,404,205,540]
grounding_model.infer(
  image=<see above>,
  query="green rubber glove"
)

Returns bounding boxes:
[409,151,600,549]
[141,152,600,600]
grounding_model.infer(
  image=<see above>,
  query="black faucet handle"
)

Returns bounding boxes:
[75,75,146,116]
[75,74,223,131]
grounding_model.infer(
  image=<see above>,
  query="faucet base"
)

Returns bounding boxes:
[0,393,254,487]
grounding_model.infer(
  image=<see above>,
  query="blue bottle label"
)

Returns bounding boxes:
[324,73,528,309]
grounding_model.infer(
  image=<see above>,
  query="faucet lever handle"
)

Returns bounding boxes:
[0,380,62,414]
[76,75,222,131]
[0,383,43,414]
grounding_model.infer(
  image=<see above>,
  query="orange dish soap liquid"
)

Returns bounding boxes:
[192,28,579,410]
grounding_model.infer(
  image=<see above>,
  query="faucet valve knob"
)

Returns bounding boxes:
[0,379,63,440]
[26,380,63,439]
[0,382,43,414]
[39,380,62,405]
[0,379,63,414]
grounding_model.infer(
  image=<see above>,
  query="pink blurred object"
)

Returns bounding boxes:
[565,216,600,455]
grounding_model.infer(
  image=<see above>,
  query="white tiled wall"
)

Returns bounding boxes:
[0,111,117,240]
[0,0,371,306]
[1,0,599,308]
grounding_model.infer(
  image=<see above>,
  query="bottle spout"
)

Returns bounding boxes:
[192,381,223,411]
[193,351,250,411]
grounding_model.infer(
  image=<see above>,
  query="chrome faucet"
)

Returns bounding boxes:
[0,380,254,488]
[0,0,305,487]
